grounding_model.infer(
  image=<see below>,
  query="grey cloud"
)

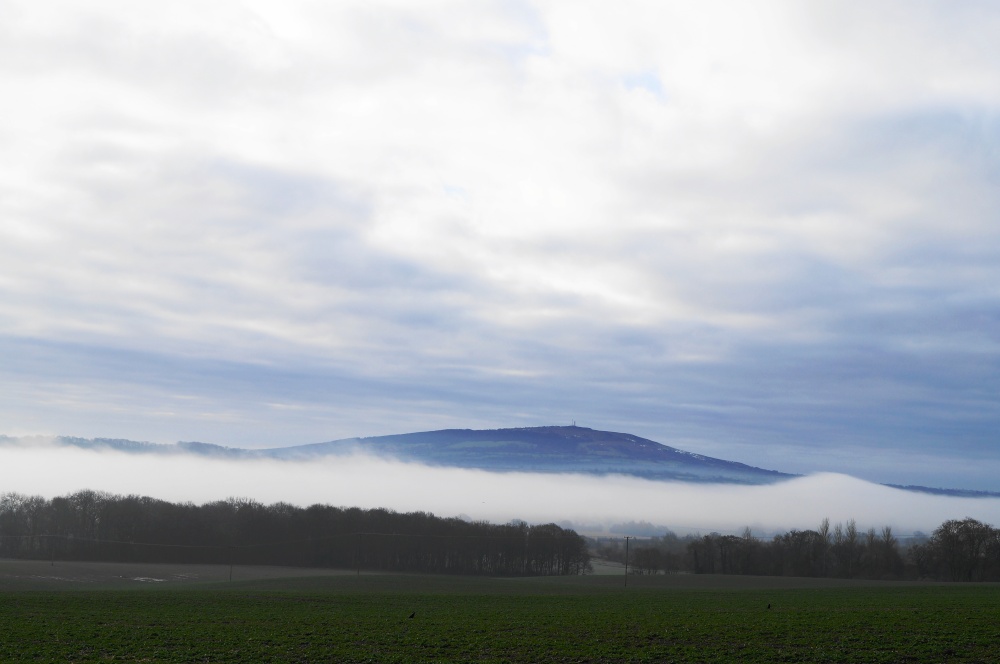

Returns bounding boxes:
[5,1,1000,493]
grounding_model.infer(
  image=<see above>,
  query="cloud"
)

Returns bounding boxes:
[2,1,1000,485]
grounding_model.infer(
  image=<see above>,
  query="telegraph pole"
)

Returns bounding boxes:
[623,536,633,588]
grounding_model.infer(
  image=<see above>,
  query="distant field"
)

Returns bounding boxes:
[0,558,356,591]
[1,560,998,662]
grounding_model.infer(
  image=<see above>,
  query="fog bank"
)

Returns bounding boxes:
[3,445,999,535]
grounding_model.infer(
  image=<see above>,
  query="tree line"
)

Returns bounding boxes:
[0,490,590,576]
[597,517,1000,581]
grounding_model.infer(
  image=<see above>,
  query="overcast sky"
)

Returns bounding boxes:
[3,1,1000,490]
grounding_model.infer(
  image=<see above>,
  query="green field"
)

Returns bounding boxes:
[1,561,998,662]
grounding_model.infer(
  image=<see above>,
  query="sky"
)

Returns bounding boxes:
[2,1,1000,491]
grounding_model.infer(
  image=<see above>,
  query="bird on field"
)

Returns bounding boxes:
[767,604,771,610]
[408,612,415,619]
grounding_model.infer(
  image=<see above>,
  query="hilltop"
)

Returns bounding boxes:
[258,425,794,485]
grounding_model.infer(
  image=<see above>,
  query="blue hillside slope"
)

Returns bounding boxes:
[258,425,797,485]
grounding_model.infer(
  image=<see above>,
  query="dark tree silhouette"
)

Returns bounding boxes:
[0,491,590,576]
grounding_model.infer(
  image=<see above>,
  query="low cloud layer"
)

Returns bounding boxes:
[3,445,999,536]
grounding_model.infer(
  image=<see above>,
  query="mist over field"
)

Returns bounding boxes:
[3,443,999,536]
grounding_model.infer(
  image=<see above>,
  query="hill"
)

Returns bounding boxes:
[261,425,793,484]
[3,427,790,484]
[5,427,998,494]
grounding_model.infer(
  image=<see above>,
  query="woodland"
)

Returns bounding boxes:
[2,490,998,582]
[0,490,590,576]
[600,517,1000,582]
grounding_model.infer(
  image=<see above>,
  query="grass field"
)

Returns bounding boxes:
[1,561,998,662]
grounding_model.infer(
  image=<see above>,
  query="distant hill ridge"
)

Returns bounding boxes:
[3,427,998,496]
[5,426,788,484]
[257,425,795,484]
